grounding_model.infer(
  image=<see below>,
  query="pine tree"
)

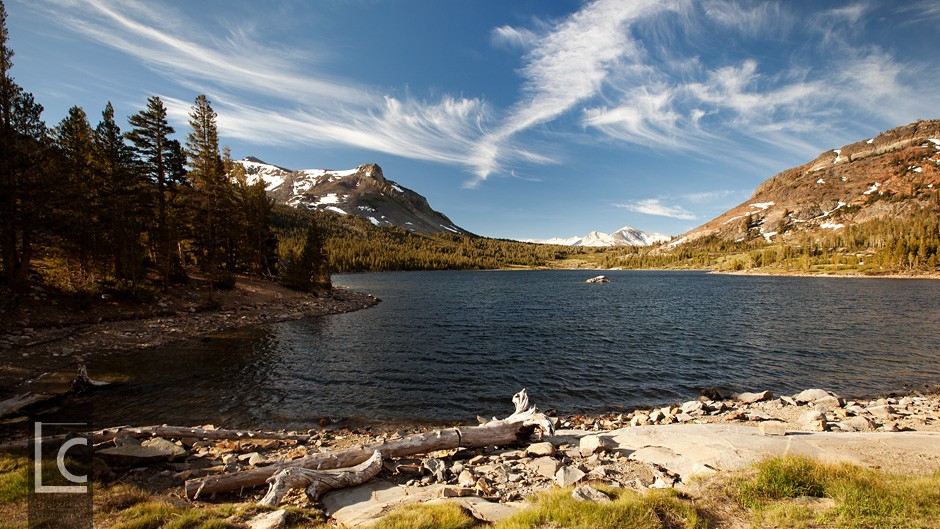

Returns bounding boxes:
[53,106,101,273]
[0,1,47,289]
[126,96,185,288]
[95,102,148,281]
[185,94,232,286]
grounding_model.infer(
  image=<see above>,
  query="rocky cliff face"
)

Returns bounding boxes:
[238,158,470,235]
[676,120,940,245]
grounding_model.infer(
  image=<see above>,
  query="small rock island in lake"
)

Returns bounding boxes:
[585,275,611,283]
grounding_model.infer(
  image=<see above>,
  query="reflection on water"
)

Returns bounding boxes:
[74,271,940,429]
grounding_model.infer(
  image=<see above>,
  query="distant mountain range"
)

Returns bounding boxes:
[237,157,471,235]
[530,226,671,247]
[674,119,940,246]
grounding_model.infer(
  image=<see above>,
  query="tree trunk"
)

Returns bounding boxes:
[259,450,383,507]
[184,389,553,499]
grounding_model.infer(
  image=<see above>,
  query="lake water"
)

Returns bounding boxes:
[82,270,940,429]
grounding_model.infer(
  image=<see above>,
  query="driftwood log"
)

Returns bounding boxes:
[0,424,312,452]
[184,388,554,499]
[259,450,383,506]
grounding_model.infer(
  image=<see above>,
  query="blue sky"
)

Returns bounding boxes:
[7,0,940,239]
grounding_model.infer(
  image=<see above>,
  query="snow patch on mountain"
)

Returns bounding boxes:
[530,226,671,247]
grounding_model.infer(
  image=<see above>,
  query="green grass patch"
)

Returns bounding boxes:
[732,456,940,528]
[495,486,706,529]
[0,453,30,503]
[106,500,237,529]
[369,502,478,529]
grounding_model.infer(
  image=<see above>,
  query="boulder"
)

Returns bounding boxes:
[246,510,289,529]
[525,441,555,457]
[527,457,562,479]
[793,389,838,404]
[555,465,586,487]
[837,416,876,432]
[98,437,187,466]
[799,410,828,432]
[813,395,844,412]
[758,421,788,436]
[579,434,615,456]
[736,390,773,404]
[867,405,896,418]
[571,485,612,503]
[423,458,446,483]
[585,275,611,283]
[457,470,476,488]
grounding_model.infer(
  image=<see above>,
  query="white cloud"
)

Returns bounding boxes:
[491,25,539,49]
[27,0,502,174]
[471,0,681,181]
[616,198,697,220]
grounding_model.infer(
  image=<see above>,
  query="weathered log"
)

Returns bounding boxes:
[259,450,383,506]
[72,364,110,394]
[0,424,311,452]
[0,392,58,419]
[184,388,553,499]
[89,425,312,444]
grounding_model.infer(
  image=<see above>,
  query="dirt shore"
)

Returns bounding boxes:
[0,277,380,400]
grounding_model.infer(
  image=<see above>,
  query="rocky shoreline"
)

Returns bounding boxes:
[59,386,940,527]
[0,277,380,401]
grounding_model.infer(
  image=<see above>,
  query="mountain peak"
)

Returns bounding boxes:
[530,226,671,247]
[236,158,469,235]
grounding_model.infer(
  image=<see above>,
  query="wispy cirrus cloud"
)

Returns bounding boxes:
[25,0,940,190]
[469,0,682,184]
[615,198,697,220]
[491,25,540,49]
[26,0,495,171]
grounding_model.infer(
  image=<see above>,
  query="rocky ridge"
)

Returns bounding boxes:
[676,120,940,246]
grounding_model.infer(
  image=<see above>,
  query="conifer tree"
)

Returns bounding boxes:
[95,102,148,281]
[185,94,232,285]
[0,1,47,289]
[126,96,184,288]
[53,106,101,272]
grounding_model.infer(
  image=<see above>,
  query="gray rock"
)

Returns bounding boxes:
[457,469,476,488]
[527,456,562,479]
[799,410,828,432]
[579,434,615,456]
[246,510,289,529]
[555,465,586,487]
[867,405,896,418]
[442,486,474,498]
[680,400,705,414]
[526,441,555,457]
[838,416,876,432]
[423,458,446,483]
[571,485,612,503]
[675,412,695,423]
[99,438,187,465]
[813,395,844,412]
[737,390,773,404]
[759,421,788,436]
[648,410,666,423]
[793,388,838,403]
[779,396,798,406]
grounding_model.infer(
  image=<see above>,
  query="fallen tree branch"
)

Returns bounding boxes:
[184,388,553,499]
[259,450,383,506]
[0,424,311,452]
